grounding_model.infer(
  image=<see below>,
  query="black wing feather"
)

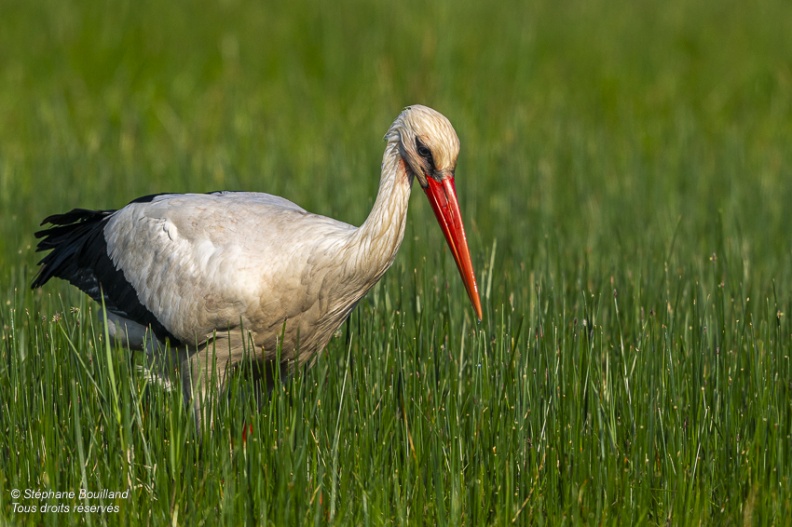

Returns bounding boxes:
[32,205,181,345]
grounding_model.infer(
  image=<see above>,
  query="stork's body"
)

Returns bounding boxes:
[32,105,482,407]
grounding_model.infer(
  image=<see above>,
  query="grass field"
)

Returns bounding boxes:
[2,0,792,524]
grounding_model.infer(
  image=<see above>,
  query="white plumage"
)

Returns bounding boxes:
[33,105,482,410]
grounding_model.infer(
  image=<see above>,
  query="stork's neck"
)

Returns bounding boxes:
[348,139,413,281]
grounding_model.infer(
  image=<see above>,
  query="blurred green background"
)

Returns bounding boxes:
[3,0,790,281]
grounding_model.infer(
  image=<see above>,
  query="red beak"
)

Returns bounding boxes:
[423,175,483,320]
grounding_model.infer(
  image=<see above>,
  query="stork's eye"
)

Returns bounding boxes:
[415,138,434,169]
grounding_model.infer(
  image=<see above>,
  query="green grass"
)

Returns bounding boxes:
[2,0,792,524]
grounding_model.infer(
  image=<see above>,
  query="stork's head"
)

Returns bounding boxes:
[387,105,461,188]
[387,105,483,321]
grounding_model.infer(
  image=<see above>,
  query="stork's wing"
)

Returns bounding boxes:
[33,194,182,343]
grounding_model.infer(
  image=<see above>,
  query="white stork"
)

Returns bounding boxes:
[32,105,482,409]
